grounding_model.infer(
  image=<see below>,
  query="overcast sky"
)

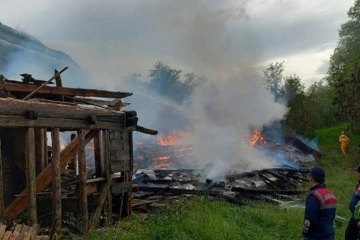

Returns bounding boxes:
[0,0,354,88]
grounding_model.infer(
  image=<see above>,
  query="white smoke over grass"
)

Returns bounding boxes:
[186,69,287,178]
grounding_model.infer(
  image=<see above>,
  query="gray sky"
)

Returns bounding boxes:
[0,0,353,87]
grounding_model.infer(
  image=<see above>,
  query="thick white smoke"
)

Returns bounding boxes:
[185,69,287,178]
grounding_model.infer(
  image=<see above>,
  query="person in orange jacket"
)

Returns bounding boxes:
[339,131,350,155]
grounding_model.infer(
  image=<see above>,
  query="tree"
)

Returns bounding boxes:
[263,61,285,102]
[147,61,200,104]
[327,0,360,131]
[306,80,337,128]
[263,63,324,137]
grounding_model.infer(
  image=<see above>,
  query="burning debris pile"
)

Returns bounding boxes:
[132,129,319,208]
[134,130,318,171]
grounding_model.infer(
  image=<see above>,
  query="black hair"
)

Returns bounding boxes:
[312,175,325,184]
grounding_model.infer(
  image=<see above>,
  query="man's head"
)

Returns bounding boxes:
[309,167,325,185]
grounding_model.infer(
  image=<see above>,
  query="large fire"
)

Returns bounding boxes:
[134,131,194,169]
[156,131,183,146]
[249,129,266,146]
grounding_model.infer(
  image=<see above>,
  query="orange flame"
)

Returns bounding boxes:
[152,156,171,161]
[153,163,172,169]
[156,131,183,146]
[249,129,266,146]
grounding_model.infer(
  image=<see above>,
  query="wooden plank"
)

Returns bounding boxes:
[123,131,133,217]
[35,129,47,175]
[89,175,113,230]
[19,225,30,240]
[109,130,125,140]
[0,138,4,222]
[0,225,6,239]
[0,115,124,130]
[72,97,130,108]
[77,129,88,233]
[26,128,37,225]
[49,217,60,240]
[110,182,132,194]
[110,161,131,172]
[29,224,39,240]
[93,131,103,177]
[3,82,132,98]
[14,224,22,233]
[128,125,158,135]
[110,141,130,152]
[51,129,61,237]
[4,130,96,223]
[2,231,11,240]
[0,98,126,120]
[9,230,19,240]
[54,69,64,102]
[102,130,112,225]
[110,150,130,160]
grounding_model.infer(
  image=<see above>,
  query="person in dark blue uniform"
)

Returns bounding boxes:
[303,167,337,240]
[345,166,360,240]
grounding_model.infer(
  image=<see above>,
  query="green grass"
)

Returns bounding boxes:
[85,198,304,240]
[84,124,360,240]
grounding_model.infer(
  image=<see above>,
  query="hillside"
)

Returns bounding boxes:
[0,22,88,87]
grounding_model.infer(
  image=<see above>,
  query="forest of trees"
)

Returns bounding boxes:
[125,0,360,137]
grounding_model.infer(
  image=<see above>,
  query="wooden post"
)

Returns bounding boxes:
[68,133,78,174]
[35,128,47,175]
[94,131,103,177]
[4,130,96,223]
[103,130,112,225]
[26,127,37,225]
[0,137,4,222]
[125,131,134,216]
[78,129,88,233]
[54,69,64,102]
[51,128,61,238]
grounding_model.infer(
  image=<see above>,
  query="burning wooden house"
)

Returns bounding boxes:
[0,68,157,236]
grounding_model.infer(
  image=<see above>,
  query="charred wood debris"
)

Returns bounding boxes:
[131,138,321,211]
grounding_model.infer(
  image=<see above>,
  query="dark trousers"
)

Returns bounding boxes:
[345,217,359,240]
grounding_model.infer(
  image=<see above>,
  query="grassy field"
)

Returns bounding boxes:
[85,124,360,240]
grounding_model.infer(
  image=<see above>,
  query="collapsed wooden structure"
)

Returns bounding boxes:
[0,68,157,236]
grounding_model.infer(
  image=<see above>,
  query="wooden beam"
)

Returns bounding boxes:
[0,137,4,222]
[35,128,47,174]
[3,82,132,98]
[90,175,113,230]
[78,129,88,233]
[26,127,37,225]
[4,130,96,223]
[51,128,61,238]
[0,115,125,130]
[54,69,64,102]
[122,131,134,217]
[72,97,130,108]
[0,98,124,119]
[94,131,103,177]
[103,130,112,225]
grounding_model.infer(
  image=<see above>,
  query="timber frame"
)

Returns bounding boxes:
[0,69,157,237]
